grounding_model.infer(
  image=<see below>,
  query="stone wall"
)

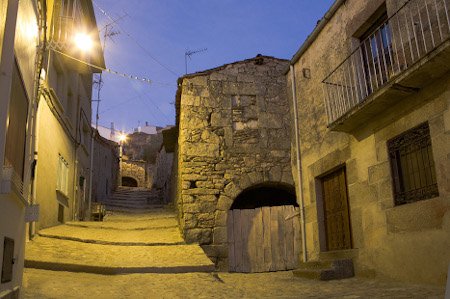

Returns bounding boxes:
[153,146,174,203]
[287,0,450,285]
[176,55,293,265]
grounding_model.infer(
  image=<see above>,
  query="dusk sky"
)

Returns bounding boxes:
[93,0,335,132]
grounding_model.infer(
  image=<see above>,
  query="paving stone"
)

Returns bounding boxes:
[22,269,445,298]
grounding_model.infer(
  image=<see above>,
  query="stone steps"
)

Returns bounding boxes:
[292,259,354,281]
[37,225,184,246]
[25,237,214,274]
[25,208,215,274]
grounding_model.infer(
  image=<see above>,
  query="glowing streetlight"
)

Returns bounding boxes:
[74,32,93,52]
[118,133,127,143]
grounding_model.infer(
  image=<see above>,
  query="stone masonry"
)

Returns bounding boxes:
[175,55,293,265]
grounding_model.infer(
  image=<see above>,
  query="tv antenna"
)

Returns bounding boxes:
[185,48,207,74]
[94,12,128,129]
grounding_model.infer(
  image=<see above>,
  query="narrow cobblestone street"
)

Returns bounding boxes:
[22,190,446,298]
[23,268,445,298]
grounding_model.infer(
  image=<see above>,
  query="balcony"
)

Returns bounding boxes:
[1,160,28,206]
[323,0,450,132]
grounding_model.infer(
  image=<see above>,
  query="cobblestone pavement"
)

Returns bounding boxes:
[23,268,445,299]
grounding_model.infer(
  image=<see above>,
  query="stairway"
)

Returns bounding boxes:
[101,186,163,212]
[292,259,354,281]
[25,207,215,274]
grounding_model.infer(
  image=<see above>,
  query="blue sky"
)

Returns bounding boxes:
[93,0,334,132]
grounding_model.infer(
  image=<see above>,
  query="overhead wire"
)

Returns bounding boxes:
[52,48,153,84]
[101,46,173,124]
[93,0,181,78]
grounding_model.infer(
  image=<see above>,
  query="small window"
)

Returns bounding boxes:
[57,154,69,196]
[388,122,439,205]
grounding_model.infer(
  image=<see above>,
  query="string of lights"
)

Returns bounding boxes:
[52,48,153,84]
[93,0,180,78]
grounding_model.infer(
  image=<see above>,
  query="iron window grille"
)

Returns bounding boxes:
[388,122,439,205]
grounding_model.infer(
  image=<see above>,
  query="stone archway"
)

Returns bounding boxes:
[226,182,301,273]
[230,183,298,210]
[122,176,138,187]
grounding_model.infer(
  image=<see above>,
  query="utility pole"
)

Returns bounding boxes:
[185,48,207,74]
[87,14,125,219]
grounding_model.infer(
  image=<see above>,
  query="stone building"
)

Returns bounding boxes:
[121,159,148,188]
[287,0,450,285]
[153,126,177,203]
[175,55,296,267]
[92,130,119,202]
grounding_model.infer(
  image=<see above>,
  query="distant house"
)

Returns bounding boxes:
[92,130,119,203]
[287,0,450,285]
[175,55,298,271]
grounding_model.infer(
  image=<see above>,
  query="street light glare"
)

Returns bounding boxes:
[74,32,93,52]
[118,134,127,142]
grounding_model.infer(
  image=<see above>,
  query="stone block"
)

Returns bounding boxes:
[213,226,228,244]
[197,195,218,202]
[182,195,195,204]
[201,130,221,144]
[259,112,283,129]
[368,161,390,184]
[197,213,215,227]
[224,182,242,198]
[183,203,200,213]
[182,188,221,195]
[183,143,219,157]
[183,213,198,228]
[214,210,228,227]
[217,195,233,211]
[183,174,208,181]
[211,112,230,127]
[385,198,445,233]
[184,228,212,244]
[269,165,283,182]
[248,171,263,185]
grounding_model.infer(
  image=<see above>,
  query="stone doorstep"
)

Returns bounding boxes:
[24,260,215,275]
[292,259,354,281]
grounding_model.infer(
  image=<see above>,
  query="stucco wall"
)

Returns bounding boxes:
[287,0,450,285]
[176,56,293,264]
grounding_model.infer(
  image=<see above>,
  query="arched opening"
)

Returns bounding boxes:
[230,182,298,210]
[227,182,301,273]
[122,176,138,187]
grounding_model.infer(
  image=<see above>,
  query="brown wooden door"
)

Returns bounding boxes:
[322,167,352,251]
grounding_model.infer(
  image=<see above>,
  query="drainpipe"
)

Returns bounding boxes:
[290,64,308,263]
[29,0,47,238]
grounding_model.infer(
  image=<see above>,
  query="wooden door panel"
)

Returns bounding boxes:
[322,167,352,251]
[228,206,300,273]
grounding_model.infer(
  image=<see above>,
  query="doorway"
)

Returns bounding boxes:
[320,167,352,251]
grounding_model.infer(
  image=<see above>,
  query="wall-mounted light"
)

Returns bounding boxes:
[74,32,93,52]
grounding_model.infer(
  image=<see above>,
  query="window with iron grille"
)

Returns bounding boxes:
[388,122,439,205]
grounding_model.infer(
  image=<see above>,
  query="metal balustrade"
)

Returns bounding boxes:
[2,159,27,198]
[322,0,450,125]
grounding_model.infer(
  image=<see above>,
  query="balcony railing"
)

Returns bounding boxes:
[2,159,28,201]
[322,0,450,125]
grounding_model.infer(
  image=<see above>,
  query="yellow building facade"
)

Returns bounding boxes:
[288,0,450,285]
